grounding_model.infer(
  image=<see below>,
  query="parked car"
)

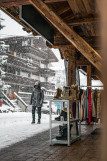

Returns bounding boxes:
[42,100,57,114]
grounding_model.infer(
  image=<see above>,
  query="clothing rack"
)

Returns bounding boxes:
[79,86,103,88]
[79,87,102,125]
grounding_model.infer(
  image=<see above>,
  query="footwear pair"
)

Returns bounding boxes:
[55,110,67,121]
[31,119,41,124]
[56,124,73,140]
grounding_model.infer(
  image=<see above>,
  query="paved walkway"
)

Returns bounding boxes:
[0,125,101,161]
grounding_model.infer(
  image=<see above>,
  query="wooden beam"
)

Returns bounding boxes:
[76,59,90,66]
[87,65,91,88]
[82,0,92,15]
[67,0,80,15]
[44,0,66,3]
[67,49,76,86]
[47,35,101,50]
[0,0,30,6]
[68,17,99,26]
[53,32,100,48]
[57,5,70,16]
[30,0,102,72]
[94,74,102,82]
[92,68,103,82]
[68,0,96,36]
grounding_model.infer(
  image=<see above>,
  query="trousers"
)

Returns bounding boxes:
[32,106,41,122]
[57,109,60,115]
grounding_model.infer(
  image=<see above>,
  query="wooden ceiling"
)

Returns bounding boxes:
[0,0,102,81]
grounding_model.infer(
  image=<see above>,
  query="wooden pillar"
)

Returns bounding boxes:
[87,65,91,88]
[101,0,107,160]
[67,48,76,86]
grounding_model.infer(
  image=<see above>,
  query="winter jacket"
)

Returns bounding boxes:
[30,88,44,107]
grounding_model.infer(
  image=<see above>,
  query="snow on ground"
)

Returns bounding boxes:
[0,104,14,113]
[0,112,57,149]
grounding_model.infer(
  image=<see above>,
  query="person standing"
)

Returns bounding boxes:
[56,102,61,115]
[30,81,44,124]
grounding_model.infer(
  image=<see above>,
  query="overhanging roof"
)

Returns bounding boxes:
[0,0,102,81]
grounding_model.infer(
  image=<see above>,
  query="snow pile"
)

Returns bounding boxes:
[0,112,57,149]
[0,104,14,113]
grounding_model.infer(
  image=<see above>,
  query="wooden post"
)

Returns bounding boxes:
[101,0,107,160]
[87,65,91,88]
[67,49,76,86]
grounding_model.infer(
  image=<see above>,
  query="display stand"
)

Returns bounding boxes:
[49,99,81,146]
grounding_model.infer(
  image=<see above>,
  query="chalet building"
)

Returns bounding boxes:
[0,36,58,94]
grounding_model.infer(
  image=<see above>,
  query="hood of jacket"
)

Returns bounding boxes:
[34,81,41,89]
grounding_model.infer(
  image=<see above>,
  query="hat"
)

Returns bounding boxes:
[34,81,41,88]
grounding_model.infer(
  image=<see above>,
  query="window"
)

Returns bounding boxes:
[22,40,28,46]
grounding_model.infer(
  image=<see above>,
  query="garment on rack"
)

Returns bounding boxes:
[79,89,83,121]
[79,89,86,121]
[91,91,96,117]
[72,102,76,118]
[79,89,83,103]
[93,89,98,118]
[97,91,101,119]
[79,88,102,122]
[87,89,92,123]
[83,91,86,120]
[86,89,89,119]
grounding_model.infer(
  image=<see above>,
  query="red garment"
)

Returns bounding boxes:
[87,90,91,123]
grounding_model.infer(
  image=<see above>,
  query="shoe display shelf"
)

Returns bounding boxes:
[49,99,81,146]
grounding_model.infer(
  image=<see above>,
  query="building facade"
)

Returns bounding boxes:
[0,36,58,95]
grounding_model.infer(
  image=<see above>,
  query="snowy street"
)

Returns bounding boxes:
[0,112,56,149]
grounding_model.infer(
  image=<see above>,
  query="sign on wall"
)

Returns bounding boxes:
[20,5,54,45]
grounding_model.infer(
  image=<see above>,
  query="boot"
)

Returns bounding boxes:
[37,119,41,124]
[31,120,35,124]
[60,110,67,121]
[55,116,60,121]
[62,86,70,99]
[69,85,78,100]
[54,88,62,99]
[55,110,67,121]
[56,124,73,140]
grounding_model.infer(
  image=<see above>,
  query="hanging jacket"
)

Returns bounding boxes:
[93,89,98,118]
[83,91,86,120]
[80,90,85,121]
[91,91,96,117]
[97,91,101,119]
[86,89,89,119]
[86,89,91,123]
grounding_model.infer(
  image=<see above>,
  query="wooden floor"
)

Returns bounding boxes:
[0,125,101,161]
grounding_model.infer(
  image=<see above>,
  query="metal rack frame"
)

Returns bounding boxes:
[49,99,81,146]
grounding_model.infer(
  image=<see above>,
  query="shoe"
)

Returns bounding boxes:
[60,110,67,121]
[55,116,60,121]
[56,124,73,140]
[37,119,41,124]
[55,111,67,121]
[31,121,35,124]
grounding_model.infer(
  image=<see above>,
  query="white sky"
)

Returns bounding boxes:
[0,10,65,70]
[0,10,28,37]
